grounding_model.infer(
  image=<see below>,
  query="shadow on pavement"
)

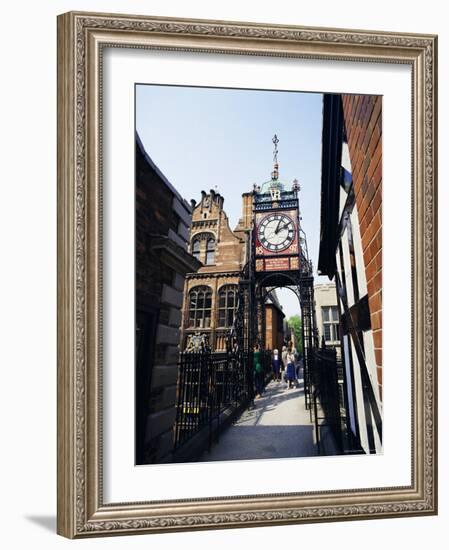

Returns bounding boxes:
[202,424,318,461]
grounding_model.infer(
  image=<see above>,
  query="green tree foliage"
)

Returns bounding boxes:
[287,315,302,354]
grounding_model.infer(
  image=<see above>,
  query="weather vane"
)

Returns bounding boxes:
[272,134,279,164]
[271,134,280,181]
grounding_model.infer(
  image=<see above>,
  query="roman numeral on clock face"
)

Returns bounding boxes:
[258,213,295,252]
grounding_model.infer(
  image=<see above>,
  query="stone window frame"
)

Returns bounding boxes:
[322,305,340,343]
[205,237,216,265]
[191,239,201,261]
[190,231,217,265]
[188,285,213,329]
[217,284,238,328]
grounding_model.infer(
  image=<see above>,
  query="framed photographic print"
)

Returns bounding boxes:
[57,11,437,538]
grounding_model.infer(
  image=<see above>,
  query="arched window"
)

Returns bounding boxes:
[191,238,201,261]
[188,286,212,329]
[217,285,238,328]
[205,237,216,265]
[190,233,216,265]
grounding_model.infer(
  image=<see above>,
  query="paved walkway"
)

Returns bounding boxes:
[200,373,321,462]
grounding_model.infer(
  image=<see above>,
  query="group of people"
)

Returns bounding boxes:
[272,344,301,389]
[252,342,302,399]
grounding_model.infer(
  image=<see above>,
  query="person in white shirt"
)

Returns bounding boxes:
[285,344,296,389]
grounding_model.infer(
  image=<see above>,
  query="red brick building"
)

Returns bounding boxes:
[319,93,383,455]
[265,292,285,352]
[180,190,285,352]
[341,95,382,392]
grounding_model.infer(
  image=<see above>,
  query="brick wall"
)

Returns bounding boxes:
[190,191,243,272]
[234,192,253,234]
[342,95,382,396]
[181,191,244,351]
[265,306,274,350]
[135,136,200,464]
[182,273,241,351]
[265,305,285,352]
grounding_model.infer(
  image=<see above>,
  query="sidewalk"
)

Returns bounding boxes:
[199,374,319,462]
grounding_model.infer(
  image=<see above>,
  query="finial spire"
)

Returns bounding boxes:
[271,134,279,180]
[272,134,279,164]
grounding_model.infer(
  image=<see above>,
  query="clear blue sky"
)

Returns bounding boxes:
[136,84,328,318]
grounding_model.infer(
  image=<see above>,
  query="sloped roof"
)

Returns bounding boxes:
[136,131,192,216]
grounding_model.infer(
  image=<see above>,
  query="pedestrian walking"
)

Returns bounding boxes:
[253,343,264,398]
[286,344,296,389]
[281,345,288,381]
[281,345,289,384]
[295,352,303,380]
[271,349,281,382]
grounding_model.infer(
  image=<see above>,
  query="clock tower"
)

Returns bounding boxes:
[253,135,303,279]
[247,135,316,407]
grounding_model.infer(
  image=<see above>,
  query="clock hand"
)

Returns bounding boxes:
[274,219,282,234]
[279,222,292,232]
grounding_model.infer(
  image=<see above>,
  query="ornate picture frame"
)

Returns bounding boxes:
[57,11,437,538]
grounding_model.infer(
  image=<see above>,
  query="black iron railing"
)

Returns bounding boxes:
[262,349,273,382]
[310,348,345,454]
[173,351,211,449]
[174,350,252,451]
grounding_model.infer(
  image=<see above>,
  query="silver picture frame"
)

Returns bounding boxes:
[57,11,437,538]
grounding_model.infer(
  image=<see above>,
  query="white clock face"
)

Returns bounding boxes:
[258,213,295,252]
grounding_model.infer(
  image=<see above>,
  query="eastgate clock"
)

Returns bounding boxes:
[257,213,296,252]
[252,135,301,273]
